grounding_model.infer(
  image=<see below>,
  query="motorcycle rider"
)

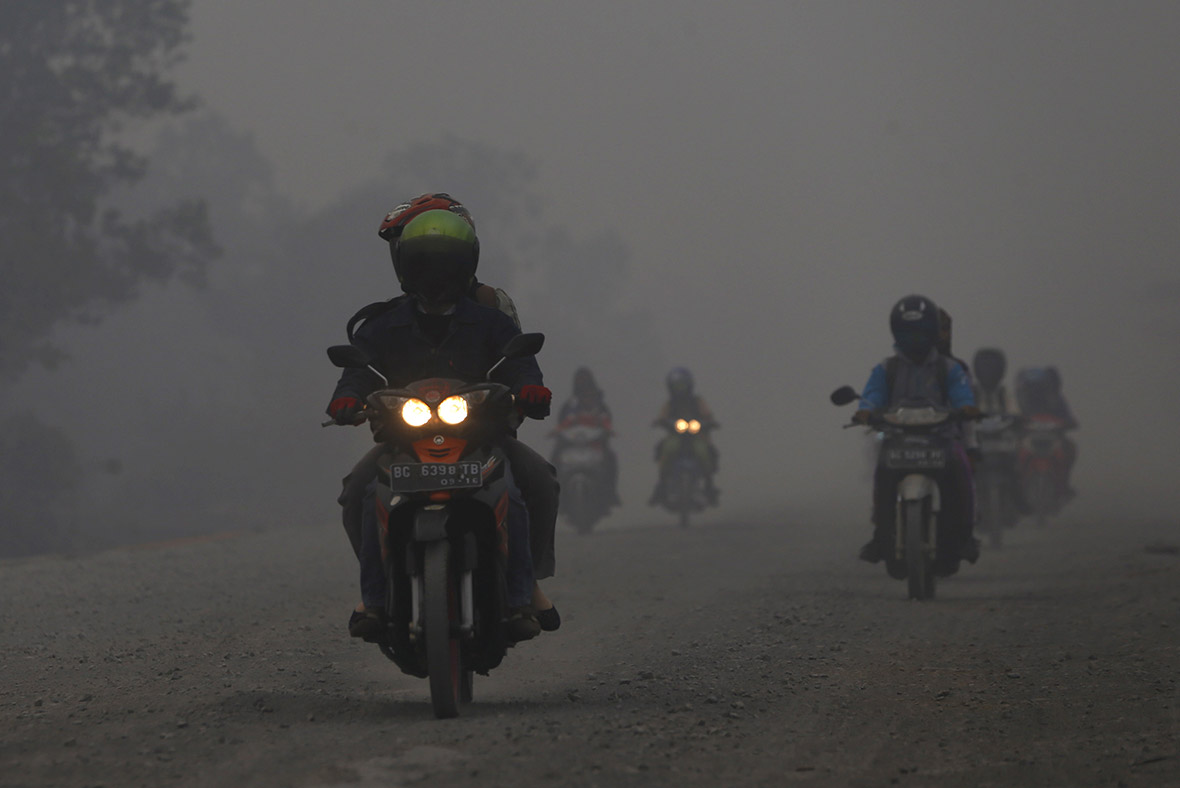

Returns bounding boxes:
[649,367,719,506]
[972,348,1012,415]
[1014,366,1079,496]
[551,367,621,507]
[326,207,556,642]
[333,193,560,634]
[853,295,980,571]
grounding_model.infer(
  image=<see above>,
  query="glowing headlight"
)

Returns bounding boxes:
[688,419,701,434]
[437,395,469,425]
[675,419,689,433]
[401,398,432,427]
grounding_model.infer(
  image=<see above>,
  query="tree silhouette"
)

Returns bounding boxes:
[0,0,217,377]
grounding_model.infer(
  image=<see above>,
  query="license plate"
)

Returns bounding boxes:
[883,447,947,470]
[388,461,483,492]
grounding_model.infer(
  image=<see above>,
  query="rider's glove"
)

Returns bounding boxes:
[517,385,552,418]
[852,409,873,425]
[328,396,365,425]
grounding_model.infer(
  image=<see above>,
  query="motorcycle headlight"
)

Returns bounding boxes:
[688,419,701,434]
[437,395,468,425]
[675,419,689,433]
[401,398,432,427]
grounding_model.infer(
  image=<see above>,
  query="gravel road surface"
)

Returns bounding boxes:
[2,497,1177,787]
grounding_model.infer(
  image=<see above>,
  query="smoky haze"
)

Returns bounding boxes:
[7,1,1180,552]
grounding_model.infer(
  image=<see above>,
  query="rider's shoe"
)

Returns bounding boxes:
[505,606,541,643]
[704,486,720,506]
[646,488,662,507]
[535,605,561,632]
[859,539,886,563]
[348,605,387,640]
[959,537,981,564]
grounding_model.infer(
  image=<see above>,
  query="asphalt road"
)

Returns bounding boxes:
[2,496,1177,787]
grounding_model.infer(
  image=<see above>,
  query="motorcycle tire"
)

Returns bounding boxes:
[904,499,935,600]
[677,473,693,529]
[988,486,1003,549]
[423,540,461,719]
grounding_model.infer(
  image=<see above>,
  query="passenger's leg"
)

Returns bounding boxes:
[349,480,389,638]
[502,437,559,580]
[504,477,541,642]
[338,445,383,559]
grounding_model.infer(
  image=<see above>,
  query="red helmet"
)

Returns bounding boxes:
[378,192,474,242]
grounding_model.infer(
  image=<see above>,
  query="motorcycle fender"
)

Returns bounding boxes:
[412,506,451,542]
[896,474,940,511]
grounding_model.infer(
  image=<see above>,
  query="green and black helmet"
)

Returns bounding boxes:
[393,209,480,306]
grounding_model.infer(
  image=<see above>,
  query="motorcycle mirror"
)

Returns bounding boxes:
[500,332,545,360]
[327,344,372,369]
[830,385,860,406]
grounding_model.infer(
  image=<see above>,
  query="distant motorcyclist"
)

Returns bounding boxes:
[551,367,621,507]
[972,348,1012,415]
[326,206,557,641]
[1014,366,1079,496]
[853,295,980,570]
[649,367,719,506]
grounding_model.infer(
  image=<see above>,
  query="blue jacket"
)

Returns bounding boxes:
[330,297,543,404]
[859,350,975,411]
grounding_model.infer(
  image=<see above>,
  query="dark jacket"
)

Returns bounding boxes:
[330,297,543,404]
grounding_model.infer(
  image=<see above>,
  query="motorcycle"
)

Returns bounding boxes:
[974,414,1023,548]
[1018,413,1071,527]
[551,420,612,535]
[653,417,715,528]
[326,332,544,719]
[832,385,970,600]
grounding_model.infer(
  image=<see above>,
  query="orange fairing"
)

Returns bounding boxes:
[412,436,467,463]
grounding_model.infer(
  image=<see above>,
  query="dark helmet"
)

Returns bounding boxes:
[972,348,1007,390]
[666,367,694,398]
[889,295,940,362]
[572,366,599,397]
[392,209,480,306]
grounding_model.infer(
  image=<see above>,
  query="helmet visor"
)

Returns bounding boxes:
[398,240,476,306]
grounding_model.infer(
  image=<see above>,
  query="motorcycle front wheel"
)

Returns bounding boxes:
[903,499,935,600]
[677,473,693,529]
[987,485,1004,549]
[423,540,461,718]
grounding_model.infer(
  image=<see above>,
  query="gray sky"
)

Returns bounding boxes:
[145,2,1180,511]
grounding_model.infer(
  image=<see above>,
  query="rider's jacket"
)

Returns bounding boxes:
[859,349,975,411]
[658,395,714,425]
[973,384,1011,415]
[330,297,543,405]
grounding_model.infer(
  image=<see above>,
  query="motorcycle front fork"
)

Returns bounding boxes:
[409,563,475,641]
